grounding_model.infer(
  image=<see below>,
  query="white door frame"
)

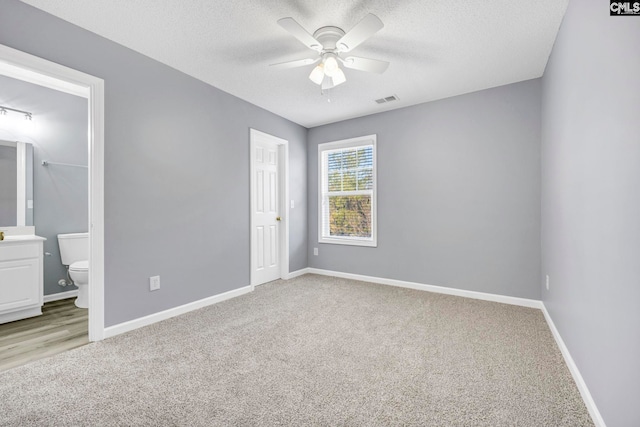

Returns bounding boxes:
[249,128,289,288]
[0,43,106,341]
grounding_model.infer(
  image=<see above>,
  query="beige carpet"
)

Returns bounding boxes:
[0,274,593,426]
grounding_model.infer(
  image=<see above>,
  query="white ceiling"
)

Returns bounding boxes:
[20,0,569,128]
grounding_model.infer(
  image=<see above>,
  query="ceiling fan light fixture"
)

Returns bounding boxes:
[309,63,325,85]
[332,68,346,86]
[321,74,335,90]
[323,54,339,77]
[337,42,349,51]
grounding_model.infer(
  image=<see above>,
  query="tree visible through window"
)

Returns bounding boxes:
[319,136,376,246]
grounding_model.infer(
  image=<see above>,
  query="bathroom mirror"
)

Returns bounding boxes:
[0,140,33,227]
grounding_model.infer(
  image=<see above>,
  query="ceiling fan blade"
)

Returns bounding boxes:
[270,57,319,70]
[336,14,384,52]
[277,18,323,51]
[342,56,389,74]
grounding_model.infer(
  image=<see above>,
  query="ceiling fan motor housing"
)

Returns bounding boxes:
[312,26,346,52]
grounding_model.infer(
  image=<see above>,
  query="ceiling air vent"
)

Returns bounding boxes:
[375,95,399,104]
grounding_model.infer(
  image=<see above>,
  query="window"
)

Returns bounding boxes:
[318,135,377,247]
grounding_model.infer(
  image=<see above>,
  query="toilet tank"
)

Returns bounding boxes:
[57,232,89,266]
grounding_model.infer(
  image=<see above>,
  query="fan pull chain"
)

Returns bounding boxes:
[323,87,331,103]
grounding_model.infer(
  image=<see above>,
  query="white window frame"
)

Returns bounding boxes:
[318,134,377,247]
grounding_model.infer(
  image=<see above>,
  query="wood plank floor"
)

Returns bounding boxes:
[0,298,88,372]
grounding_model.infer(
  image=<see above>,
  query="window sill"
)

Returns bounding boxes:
[319,238,377,248]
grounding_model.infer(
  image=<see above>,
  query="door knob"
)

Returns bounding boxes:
[276,216,281,221]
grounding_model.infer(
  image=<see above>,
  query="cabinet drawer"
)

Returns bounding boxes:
[0,258,40,312]
[0,243,40,261]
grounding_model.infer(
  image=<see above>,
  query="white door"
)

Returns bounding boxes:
[251,133,281,285]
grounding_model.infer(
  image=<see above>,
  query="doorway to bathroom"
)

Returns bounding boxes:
[0,43,105,358]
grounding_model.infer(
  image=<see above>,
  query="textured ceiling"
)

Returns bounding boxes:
[19,0,569,128]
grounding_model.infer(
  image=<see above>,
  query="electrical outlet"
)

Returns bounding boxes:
[545,275,549,290]
[313,247,318,256]
[150,275,161,291]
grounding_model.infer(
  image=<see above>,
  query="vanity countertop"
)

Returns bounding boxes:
[0,235,47,243]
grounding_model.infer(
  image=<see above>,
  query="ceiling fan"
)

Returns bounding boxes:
[271,14,390,90]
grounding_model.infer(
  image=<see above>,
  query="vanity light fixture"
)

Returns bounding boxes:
[0,105,33,121]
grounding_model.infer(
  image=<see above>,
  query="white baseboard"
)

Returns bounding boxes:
[307,268,543,309]
[541,304,606,427]
[284,268,311,280]
[103,285,253,339]
[43,289,79,303]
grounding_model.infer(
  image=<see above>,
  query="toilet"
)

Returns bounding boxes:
[57,232,89,309]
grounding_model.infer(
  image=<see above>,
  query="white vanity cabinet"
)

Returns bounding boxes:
[0,235,46,324]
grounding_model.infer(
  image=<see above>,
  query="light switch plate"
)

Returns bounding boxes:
[150,275,160,291]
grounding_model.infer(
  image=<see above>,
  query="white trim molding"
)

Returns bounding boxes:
[284,268,311,280]
[0,43,105,342]
[307,268,543,309]
[541,305,607,427]
[0,56,89,98]
[43,289,79,303]
[104,285,253,339]
[87,72,105,342]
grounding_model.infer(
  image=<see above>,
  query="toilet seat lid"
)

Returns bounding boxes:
[70,260,89,271]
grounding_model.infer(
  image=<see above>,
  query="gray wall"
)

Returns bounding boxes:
[541,0,640,425]
[3,1,634,423]
[0,145,17,226]
[308,80,542,299]
[0,0,307,327]
[0,74,88,297]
